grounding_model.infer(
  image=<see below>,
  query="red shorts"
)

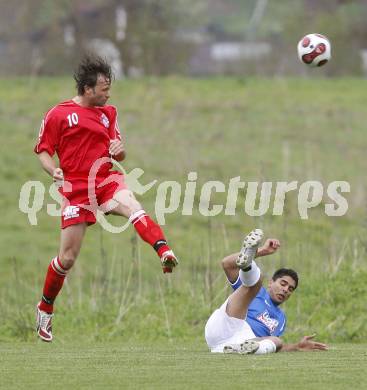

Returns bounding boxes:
[59,171,127,229]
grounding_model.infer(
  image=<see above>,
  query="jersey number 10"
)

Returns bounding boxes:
[67,113,79,127]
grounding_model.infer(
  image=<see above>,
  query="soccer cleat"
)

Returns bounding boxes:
[160,250,178,273]
[36,303,53,342]
[223,340,260,355]
[236,229,264,270]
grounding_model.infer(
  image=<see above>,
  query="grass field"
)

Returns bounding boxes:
[0,77,366,387]
[0,342,366,389]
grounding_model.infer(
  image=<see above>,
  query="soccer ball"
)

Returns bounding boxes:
[297,33,331,67]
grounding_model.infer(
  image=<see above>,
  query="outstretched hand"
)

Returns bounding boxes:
[297,334,328,351]
[257,238,280,257]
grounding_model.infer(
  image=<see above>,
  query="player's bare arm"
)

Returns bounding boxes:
[221,238,280,282]
[37,151,64,182]
[257,238,280,257]
[280,334,328,352]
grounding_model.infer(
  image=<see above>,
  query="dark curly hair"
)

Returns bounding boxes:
[272,268,299,289]
[74,55,113,95]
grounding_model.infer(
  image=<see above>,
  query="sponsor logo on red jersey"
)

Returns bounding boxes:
[100,113,110,128]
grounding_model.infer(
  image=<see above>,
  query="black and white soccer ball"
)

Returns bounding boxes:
[297,33,331,67]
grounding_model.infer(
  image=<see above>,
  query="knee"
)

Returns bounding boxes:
[120,191,142,215]
[59,250,78,270]
[129,200,142,215]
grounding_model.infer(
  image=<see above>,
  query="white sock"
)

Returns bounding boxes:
[254,339,277,355]
[239,261,260,287]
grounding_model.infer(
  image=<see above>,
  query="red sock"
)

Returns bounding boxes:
[39,257,68,313]
[129,210,170,257]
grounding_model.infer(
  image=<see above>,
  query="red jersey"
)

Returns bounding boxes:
[34,100,122,178]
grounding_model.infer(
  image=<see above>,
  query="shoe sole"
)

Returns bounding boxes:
[161,258,178,267]
[37,332,53,342]
[162,260,176,273]
[223,340,260,355]
[236,229,264,269]
[161,252,178,273]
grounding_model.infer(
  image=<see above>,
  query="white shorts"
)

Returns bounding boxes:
[205,298,256,353]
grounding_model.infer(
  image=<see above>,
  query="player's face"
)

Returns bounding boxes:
[268,275,296,304]
[85,74,111,106]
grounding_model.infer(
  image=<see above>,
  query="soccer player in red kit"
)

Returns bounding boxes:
[34,55,178,342]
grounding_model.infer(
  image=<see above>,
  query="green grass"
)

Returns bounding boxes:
[0,77,366,347]
[0,342,365,389]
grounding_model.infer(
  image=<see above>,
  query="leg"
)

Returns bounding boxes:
[39,223,87,312]
[205,298,257,353]
[225,229,264,318]
[222,229,264,286]
[36,223,87,342]
[254,336,283,353]
[104,188,142,218]
[59,222,87,269]
[106,189,178,273]
[223,336,281,355]
[226,277,262,319]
